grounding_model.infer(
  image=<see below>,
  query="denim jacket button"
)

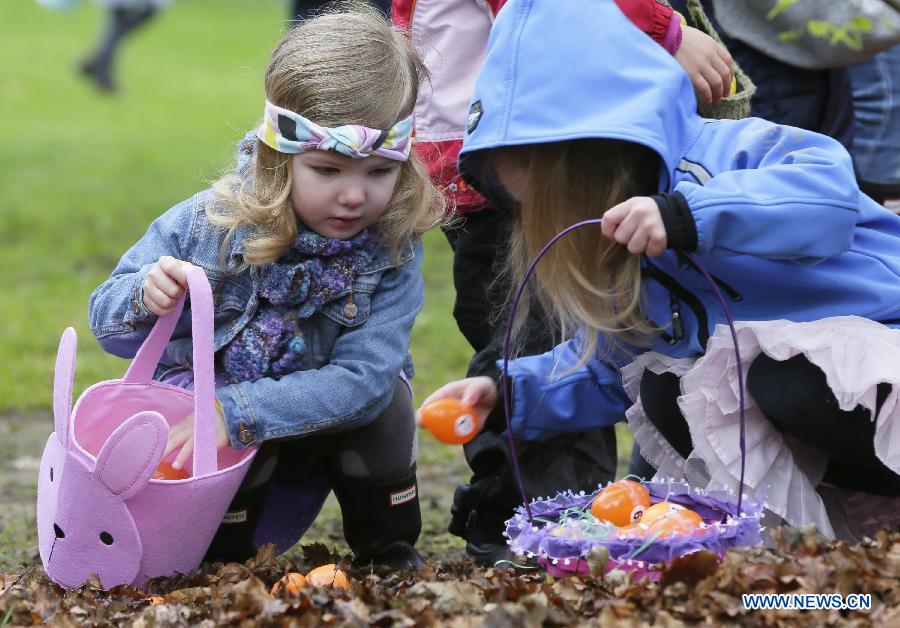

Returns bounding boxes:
[343,301,358,318]
[237,422,254,444]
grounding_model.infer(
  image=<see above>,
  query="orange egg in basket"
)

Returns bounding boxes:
[590,480,651,527]
[645,509,705,538]
[639,501,701,526]
[151,461,191,481]
[614,522,650,540]
[419,398,479,444]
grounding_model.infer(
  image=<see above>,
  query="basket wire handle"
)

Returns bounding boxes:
[501,219,746,526]
[123,265,218,477]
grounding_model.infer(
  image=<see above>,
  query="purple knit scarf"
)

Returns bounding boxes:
[222,225,379,383]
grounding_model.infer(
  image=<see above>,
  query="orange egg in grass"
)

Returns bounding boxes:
[306,564,351,590]
[590,480,651,526]
[151,461,191,481]
[271,572,307,595]
[419,398,479,445]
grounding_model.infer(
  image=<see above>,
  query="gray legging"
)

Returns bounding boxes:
[204,376,420,562]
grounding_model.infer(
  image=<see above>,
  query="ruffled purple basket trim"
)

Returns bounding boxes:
[505,480,763,571]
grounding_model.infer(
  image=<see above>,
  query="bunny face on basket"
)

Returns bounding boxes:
[37,404,169,589]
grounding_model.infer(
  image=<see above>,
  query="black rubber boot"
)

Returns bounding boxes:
[333,467,425,570]
[449,477,517,567]
[203,443,280,563]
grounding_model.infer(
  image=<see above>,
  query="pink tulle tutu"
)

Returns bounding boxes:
[625,316,900,540]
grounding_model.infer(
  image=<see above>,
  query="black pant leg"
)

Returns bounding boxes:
[748,353,900,496]
[639,369,693,459]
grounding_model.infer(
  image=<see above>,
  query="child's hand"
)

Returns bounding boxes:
[675,25,734,104]
[163,405,231,470]
[601,196,667,257]
[142,256,192,316]
[417,377,498,432]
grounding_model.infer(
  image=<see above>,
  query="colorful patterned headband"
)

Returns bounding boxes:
[258,100,412,161]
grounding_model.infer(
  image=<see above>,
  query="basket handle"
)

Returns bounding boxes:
[123,265,218,476]
[502,221,747,524]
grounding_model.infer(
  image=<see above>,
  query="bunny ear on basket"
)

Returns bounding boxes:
[53,327,77,449]
[93,411,168,502]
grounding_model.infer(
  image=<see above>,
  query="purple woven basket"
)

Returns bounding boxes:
[499,220,765,581]
[505,480,763,580]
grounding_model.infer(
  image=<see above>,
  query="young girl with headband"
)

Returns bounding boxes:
[89,8,443,569]
[422,0,900,540]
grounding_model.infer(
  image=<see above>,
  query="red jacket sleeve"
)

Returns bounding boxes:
[487,0,507,15]
[614,0,677,48]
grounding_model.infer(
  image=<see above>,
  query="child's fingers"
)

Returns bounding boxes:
[163,423,188,458]
[169,262,193,288]
[601,201,629,240]
[611,211,640,246]
[627,230,650,255]
[691,73,713,104]
[420,382,466,408]
[461,379,493,407]
[153,273,187,300]
[712,56,733,92]
[144,283,178,310]
[172,436,194,470]
[702,66,725,103]
[143,291,174,316]
[717,44,733,70]
[158,256,191,288]
[645,229,668,257]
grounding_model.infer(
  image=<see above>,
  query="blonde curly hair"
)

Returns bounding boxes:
[209,5,444,266]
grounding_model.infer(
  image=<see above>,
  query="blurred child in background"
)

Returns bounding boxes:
[79,0,167,92]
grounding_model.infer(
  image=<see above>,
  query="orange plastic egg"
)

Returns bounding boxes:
[306,564,351,590]
[615,522,650,540]
[590,480,650,526]
[645,509,704,538]
[639,501,695,526]
[271,572,307,595]
[151,461,191,481]
[419,398,479,445]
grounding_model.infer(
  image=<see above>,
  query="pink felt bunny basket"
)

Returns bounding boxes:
[37,266,256,589]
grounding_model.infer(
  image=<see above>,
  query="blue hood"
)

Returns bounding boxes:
[459,0,703,190]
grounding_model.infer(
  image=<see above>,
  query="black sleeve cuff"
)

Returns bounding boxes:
[652,191,697,252]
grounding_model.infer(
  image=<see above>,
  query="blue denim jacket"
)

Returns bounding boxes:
[88,189,422,449]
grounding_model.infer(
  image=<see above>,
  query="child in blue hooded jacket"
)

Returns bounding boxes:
[421,0,900,540]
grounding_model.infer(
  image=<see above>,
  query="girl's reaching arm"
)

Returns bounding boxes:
[88,196,193,357]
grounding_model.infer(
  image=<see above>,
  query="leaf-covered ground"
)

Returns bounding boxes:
[2,527,898,626]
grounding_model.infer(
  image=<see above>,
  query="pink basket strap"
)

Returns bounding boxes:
[123,266,218,476]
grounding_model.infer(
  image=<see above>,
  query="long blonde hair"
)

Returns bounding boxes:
[491,139,661,362]
[210,5,444,266]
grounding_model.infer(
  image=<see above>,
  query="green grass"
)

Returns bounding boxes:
[0,0,472,412]
[0,0,633,573]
